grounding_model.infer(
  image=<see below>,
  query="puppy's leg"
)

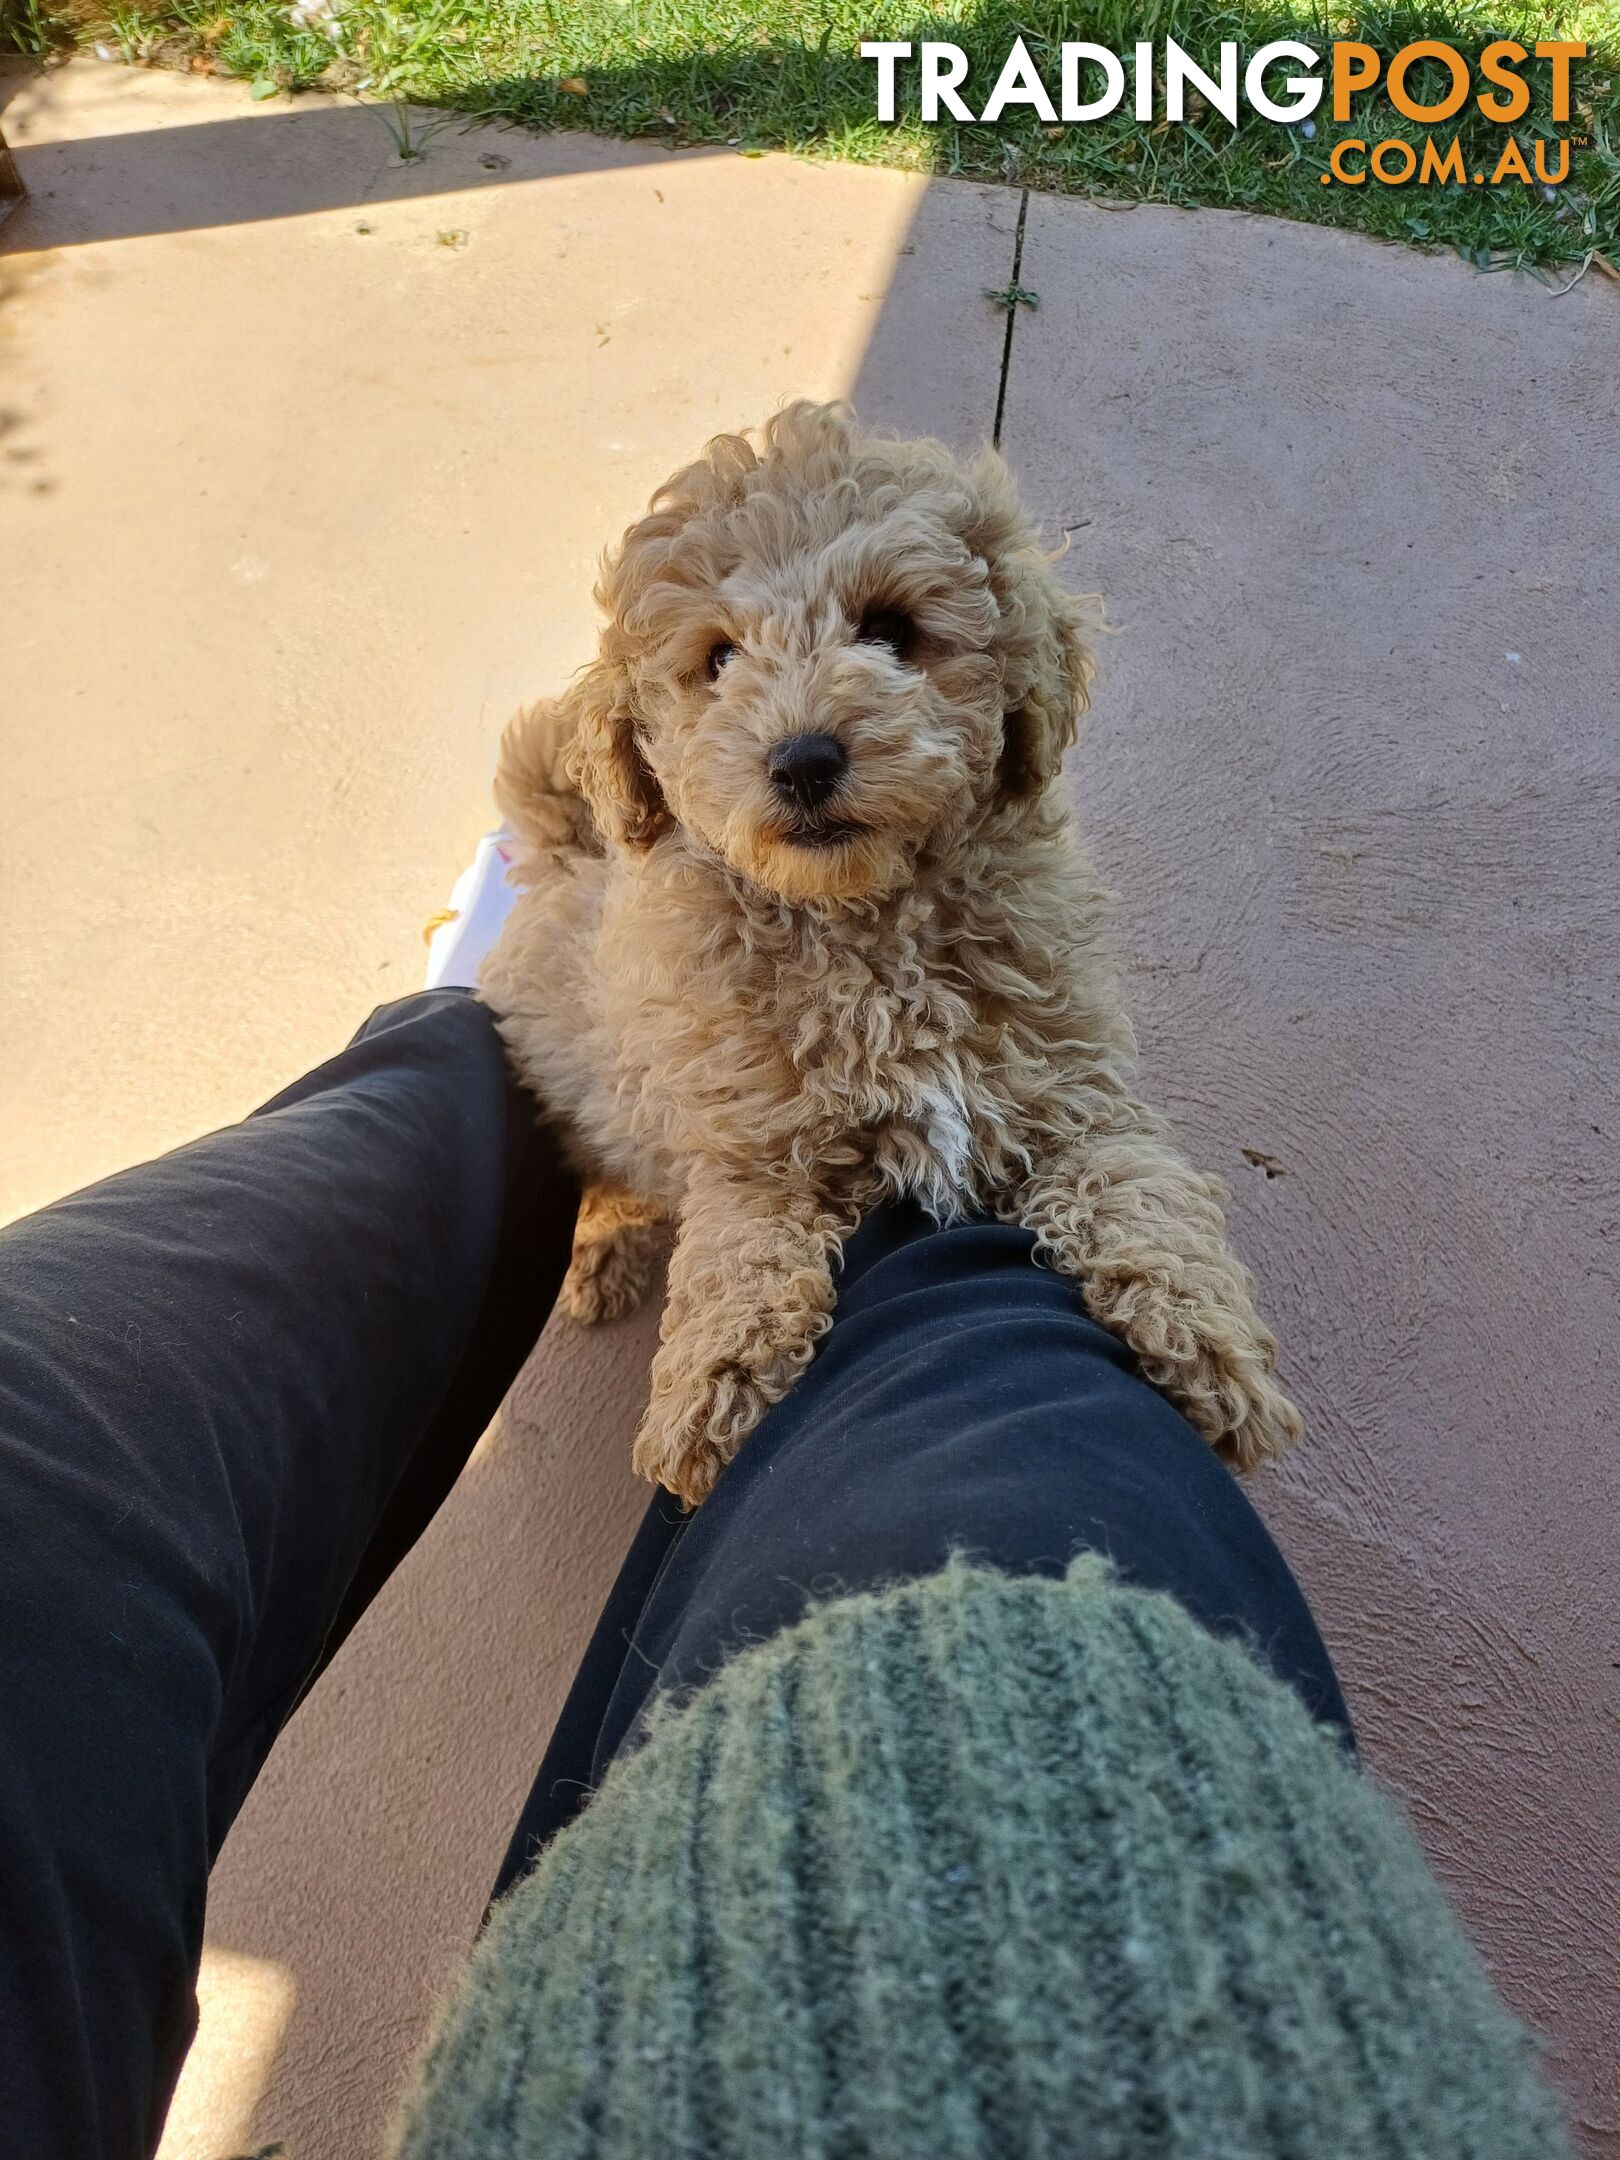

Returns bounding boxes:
[560,1183,667,1324]
[633,1173,852,1506]
[1011,1112,1302,1470]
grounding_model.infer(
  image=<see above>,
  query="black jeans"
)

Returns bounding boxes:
[0,993,1348,2159]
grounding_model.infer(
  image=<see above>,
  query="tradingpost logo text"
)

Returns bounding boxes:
[860,38,1589,188]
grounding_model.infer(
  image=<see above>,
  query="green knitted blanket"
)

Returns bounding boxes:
[392,1559,1567,2159]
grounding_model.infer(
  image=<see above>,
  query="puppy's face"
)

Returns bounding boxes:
[572,405,1092,905]
[625,505,1005,907]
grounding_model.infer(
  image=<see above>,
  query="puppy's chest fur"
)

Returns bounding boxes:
[773,944,991,1217]
[613,882,1042,1218]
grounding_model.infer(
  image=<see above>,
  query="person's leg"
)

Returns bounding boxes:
[0,990,576,2160]
[495,1202,1348,1897]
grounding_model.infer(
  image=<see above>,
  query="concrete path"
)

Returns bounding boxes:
[2,59,1616,2159]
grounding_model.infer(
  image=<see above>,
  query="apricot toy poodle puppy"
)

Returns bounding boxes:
[481,402,1302,1504]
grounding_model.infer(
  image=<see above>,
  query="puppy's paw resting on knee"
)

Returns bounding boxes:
[1217,1364,1304,1471]
[632,1325,832,1504]
[1081,1268,1303,1471]
[633,1282,835,1505]
[630,1179,846,1502]
[632,1365,757,1507]
[1018,1131,1302,1474]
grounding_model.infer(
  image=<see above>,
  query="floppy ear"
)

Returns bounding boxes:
[954,448,1097,803]
[563,652,668,850]
[497,654,666,856]
[999,571,1097,801]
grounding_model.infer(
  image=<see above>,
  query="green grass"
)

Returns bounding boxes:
[7,0,1619,272]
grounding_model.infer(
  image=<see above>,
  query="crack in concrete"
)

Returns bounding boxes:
[991,187,1028,449]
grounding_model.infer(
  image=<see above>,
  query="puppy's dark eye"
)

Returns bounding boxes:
[856,606,915,659]
[705,639,736,682]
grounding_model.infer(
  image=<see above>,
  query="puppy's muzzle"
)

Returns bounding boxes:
[767,732,847,816]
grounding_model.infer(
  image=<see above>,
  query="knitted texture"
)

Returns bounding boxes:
[391,1560,1568,2160]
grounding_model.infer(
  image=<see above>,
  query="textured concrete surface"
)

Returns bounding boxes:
[2,55,1616,2159]
[1000,197,1620,2149]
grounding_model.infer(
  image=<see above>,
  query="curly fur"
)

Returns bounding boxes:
[482,402,1302,1504]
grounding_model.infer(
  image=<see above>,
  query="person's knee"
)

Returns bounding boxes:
[352,985,502,1060]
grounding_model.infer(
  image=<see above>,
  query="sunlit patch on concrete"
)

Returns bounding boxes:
[156,1943,296,2160]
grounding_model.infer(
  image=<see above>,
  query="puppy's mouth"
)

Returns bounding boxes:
[775,818,867,850]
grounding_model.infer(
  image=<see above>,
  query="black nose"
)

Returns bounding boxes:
[767,732,847,812]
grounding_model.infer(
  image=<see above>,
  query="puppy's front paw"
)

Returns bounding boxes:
[1190,1355,1303,1472]
[638,1180,844,1503]
[632,1363,766,1507]
[1092,1282,1302,1470]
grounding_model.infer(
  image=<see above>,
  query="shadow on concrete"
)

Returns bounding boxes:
[0,78,730,248]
